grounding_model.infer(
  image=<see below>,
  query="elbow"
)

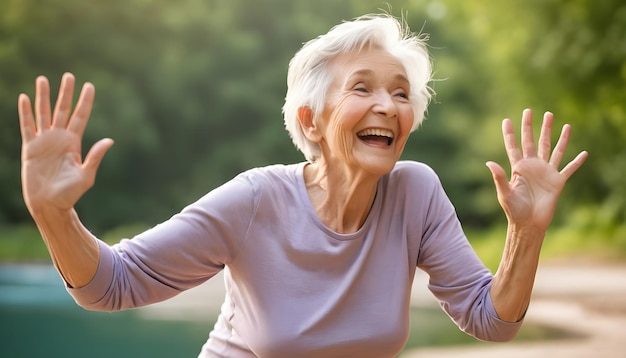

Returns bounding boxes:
[68,290,125,312]
[464,319,523,343]
[75,301,120,313]
[468,286,525,342]
[475,330,519,343]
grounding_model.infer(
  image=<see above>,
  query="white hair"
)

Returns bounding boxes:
[282,14,433,162]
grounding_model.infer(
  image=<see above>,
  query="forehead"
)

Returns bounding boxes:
[329,47,409,84]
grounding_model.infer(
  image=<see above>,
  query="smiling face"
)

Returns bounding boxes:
[308,47,414,177]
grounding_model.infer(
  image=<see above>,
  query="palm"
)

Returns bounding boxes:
[487,110,587,231]
[23,130,86,209]
[19,74,113,212]
[505,158,564,229]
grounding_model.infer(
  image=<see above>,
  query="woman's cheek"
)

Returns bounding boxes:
[399,107,414,135]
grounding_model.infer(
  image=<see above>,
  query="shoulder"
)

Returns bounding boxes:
[186,164,302,223]
[381,161,448,211]
[241,163,300,179]
[237,163,301,189]
[387,160,441,188]
[231,163,303,205]
[198,164,299,204]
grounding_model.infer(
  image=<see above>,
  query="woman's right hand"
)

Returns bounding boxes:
[19,73,114,213]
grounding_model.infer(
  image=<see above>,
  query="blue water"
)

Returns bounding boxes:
[0,265,72,307]
[0,264,212,358]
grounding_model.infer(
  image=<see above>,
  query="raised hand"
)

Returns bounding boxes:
[19,73,114,212]
[486,109,588,232]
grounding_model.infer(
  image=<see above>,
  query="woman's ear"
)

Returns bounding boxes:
[298,106,322,142]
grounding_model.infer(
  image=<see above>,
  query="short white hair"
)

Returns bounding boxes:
[282,14,433,162]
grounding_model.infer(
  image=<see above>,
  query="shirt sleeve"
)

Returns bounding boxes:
[67,171,259,311]
[416,172,523,342]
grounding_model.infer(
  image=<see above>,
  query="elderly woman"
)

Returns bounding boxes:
[19,14,586,358]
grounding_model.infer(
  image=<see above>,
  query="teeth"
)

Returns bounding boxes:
[357,128,394,138]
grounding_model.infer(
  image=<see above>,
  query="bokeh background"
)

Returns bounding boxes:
[1,0,624,357]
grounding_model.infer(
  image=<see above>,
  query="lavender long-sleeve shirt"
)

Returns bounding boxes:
[68,161,521,357]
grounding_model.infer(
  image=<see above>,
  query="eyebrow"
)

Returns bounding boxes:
[347,69,410,85]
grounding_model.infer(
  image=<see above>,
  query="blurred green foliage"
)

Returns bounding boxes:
[0,224,50,261]
[1,0,623,241]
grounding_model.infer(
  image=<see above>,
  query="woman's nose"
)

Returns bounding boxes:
[373,91,398,118]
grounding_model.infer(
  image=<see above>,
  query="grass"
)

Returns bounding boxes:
[0,224,52,263]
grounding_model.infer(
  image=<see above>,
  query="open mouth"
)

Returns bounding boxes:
[356,128,394,146]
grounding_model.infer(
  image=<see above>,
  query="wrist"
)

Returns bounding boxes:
[502,223,546,263]
[507,222,547,239]
[28,204,73,222]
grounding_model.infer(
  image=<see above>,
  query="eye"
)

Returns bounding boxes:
[394,91,409,99]
[352,83,369,93]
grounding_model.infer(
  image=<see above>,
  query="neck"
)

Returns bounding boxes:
[303,159,380,234]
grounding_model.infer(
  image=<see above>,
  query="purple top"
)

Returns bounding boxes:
[68,161,521,357]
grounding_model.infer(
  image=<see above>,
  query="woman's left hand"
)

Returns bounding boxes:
[486,109,588,231]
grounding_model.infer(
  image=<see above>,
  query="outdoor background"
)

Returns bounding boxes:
[0,0,624,357]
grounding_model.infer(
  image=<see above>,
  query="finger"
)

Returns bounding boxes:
[52,73,76,129]
[502,118,522,170]
[537,111,553,161]
[68,82,95,137]
[560,151,588,180]
[35,76,52,132]
[521,108,536,158]
[83,138,114,179]
[549,124,571,168]
[486,161,511,199]
[18,94,36,143]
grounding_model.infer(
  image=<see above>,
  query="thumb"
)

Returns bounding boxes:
[486,161,510,198]
[83,138,114,176]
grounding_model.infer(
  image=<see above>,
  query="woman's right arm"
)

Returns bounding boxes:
[19,73,114,288]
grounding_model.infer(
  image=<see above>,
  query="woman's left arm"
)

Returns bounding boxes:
[485,109,588,322]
